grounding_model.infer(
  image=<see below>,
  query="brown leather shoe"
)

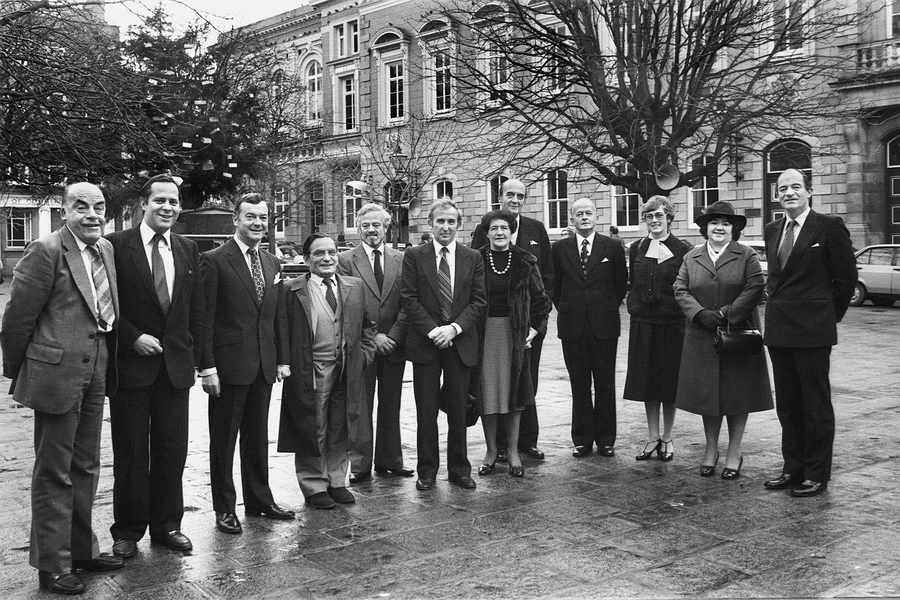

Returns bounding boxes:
[448,474,476,489]
[112,539,137,559]
[215,512,242,534]
[327,486,356,504]
[306,491,336,509]
[791,480,827,497]
[764,473,798,490]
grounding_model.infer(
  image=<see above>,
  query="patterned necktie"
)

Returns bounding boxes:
[324,277,338,313]
[580,238,590,277]
[88,245,115,330]
[778,220,796,269]
[247,248,265,303]
[151,233,170,313]
[372,248,384,292]
[438,246,452,322]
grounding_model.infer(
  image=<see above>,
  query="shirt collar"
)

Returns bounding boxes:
[67,226,90,252]
[362,242,384,259]
[789,206,811,229]
[140,222,171,246]
[233,234,256,256]
[309,272,335,287]
[433,239,457,255]
[576,231,595,246]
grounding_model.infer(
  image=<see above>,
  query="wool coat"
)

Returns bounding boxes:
[477,245,551,411]
[673,241,773,416]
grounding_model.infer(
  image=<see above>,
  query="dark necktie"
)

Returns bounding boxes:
[438,246,452,322]
[372,248,384,292]
[324,277,338,313]
[580,238,590,277]
[247,248,265,303]
[88,245,115,330]
[151,233,170,313]
[778,220,796,269]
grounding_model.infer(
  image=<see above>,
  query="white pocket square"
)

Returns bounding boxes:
[601,257,609,262]
[811,243,821,248]
[529,240,538,246]
[273,274,283,284]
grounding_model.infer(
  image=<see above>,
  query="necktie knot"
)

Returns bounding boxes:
[373,248,381,257]
[152,232,165,246]
[582,239,588,248]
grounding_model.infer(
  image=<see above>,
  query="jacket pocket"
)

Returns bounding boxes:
[25,342,64,365]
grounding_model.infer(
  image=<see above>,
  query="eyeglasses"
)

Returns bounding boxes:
[643,211,667,222]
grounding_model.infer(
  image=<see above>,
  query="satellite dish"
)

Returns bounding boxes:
[654,163,681,191]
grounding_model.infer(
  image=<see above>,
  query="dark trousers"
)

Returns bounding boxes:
[30,339,107,572]
[562,336,618,448]
[498,332,544,450]
[768,346,835,482]
[350,355,405,473]
[413,349,471,480]
[109,367,189,541]
[208,369,275,513]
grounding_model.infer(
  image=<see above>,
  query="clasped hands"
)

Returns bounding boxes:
[201,365,291,398]
[427,324,457,350]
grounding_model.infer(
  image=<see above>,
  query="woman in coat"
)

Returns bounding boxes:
[624,196,693,462]
[674,201,772,479]
[476,209,551,478]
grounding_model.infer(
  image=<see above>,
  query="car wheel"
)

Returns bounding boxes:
[871,296,895,307]
[848,283,866,307]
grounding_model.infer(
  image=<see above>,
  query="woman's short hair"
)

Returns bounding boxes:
[479,209,518,234]
[698,216,743,241]
[640,195,675,223]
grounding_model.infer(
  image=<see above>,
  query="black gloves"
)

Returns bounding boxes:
[694,309,722,331]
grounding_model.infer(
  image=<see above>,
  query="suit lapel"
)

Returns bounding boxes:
[452,246,466,303]
[225,240,259,305]
[425,244,441,299]
[352,246,380,299]
[126,229,157,307]
[291,276,316,337]
[171,234,188,306]
[100,239,119,319]
[783,211,821,271]
[61,228,96,317]
[382,247,401,302]
[716,242,742,271]
[693,245,717,277]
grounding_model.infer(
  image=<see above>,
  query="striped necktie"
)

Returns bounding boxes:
[438,246,452,322]
[88,245,115,330]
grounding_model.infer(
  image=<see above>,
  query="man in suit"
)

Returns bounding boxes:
[338,203,412,484]
[471,178,553,460]
[199,193,293,534]
[551,198,627,458]
[106,175,202,558]
[762,168,857,498]
[1,182,124,595]
[401,199,487,491]
[277,233,377,508]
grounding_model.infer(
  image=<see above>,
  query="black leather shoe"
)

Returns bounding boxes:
[112,539,137,559]
[764,473,798,490]
[374,466,415,477]
[496,448,509,463]
[215,512,242,534]
[521,447,545,460]
[415,477,435,491]
[448,474,477,489]
[71,553,124,572]
[246,503,294,520]
[598,445,615,457]
[573,445,592,458]
[327,486,356,504]
[349,471,372,484]
[306,492,336,509]
[39,571,85,595]
[791,480,827,497]
[151,530,193,553]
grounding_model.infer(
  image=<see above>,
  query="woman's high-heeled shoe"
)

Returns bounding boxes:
[700,452,719,477]
[635,440,661,461]
[509,464,524,477]
[658,440,674,462]
[478,461,496,476]
[721,456,743,480]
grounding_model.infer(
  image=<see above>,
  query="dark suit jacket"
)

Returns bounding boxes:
[551,233,627,341]
[337,244,407,362]
[400,242,487,367]
[199,238,287,385]
[764,210,857,348]
[277,274,377,456]
[107,228,203,389]
[471,214,554,292]
[1,226,119,413]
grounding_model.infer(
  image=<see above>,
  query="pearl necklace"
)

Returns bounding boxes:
[488,249,512,275]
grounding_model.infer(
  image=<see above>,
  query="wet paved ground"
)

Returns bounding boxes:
[0,278,898,599]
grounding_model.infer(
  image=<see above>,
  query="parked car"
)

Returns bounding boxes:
[849,244,900,307]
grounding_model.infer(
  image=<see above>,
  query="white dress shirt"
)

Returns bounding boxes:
[510,215,521,246]
[783,205,811,244]
[361,242,384,273]
[433,239,457,292]
[233,234,260,276]
[140,222,174,299]
[575,231,596,256]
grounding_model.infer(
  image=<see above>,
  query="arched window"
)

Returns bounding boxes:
[545,169,568,232]
[344,182,366,230]
[305,61,322,122]
[488,174,509,211]
[433,178,453,200]
[764,139,811,222]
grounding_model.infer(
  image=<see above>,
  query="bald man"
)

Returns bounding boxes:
[471,179,553,460]
[2,183,124,595]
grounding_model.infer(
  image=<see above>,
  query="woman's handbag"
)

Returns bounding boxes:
[713,321,763,355]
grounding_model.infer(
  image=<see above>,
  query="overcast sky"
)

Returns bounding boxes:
[105,0,305,36]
